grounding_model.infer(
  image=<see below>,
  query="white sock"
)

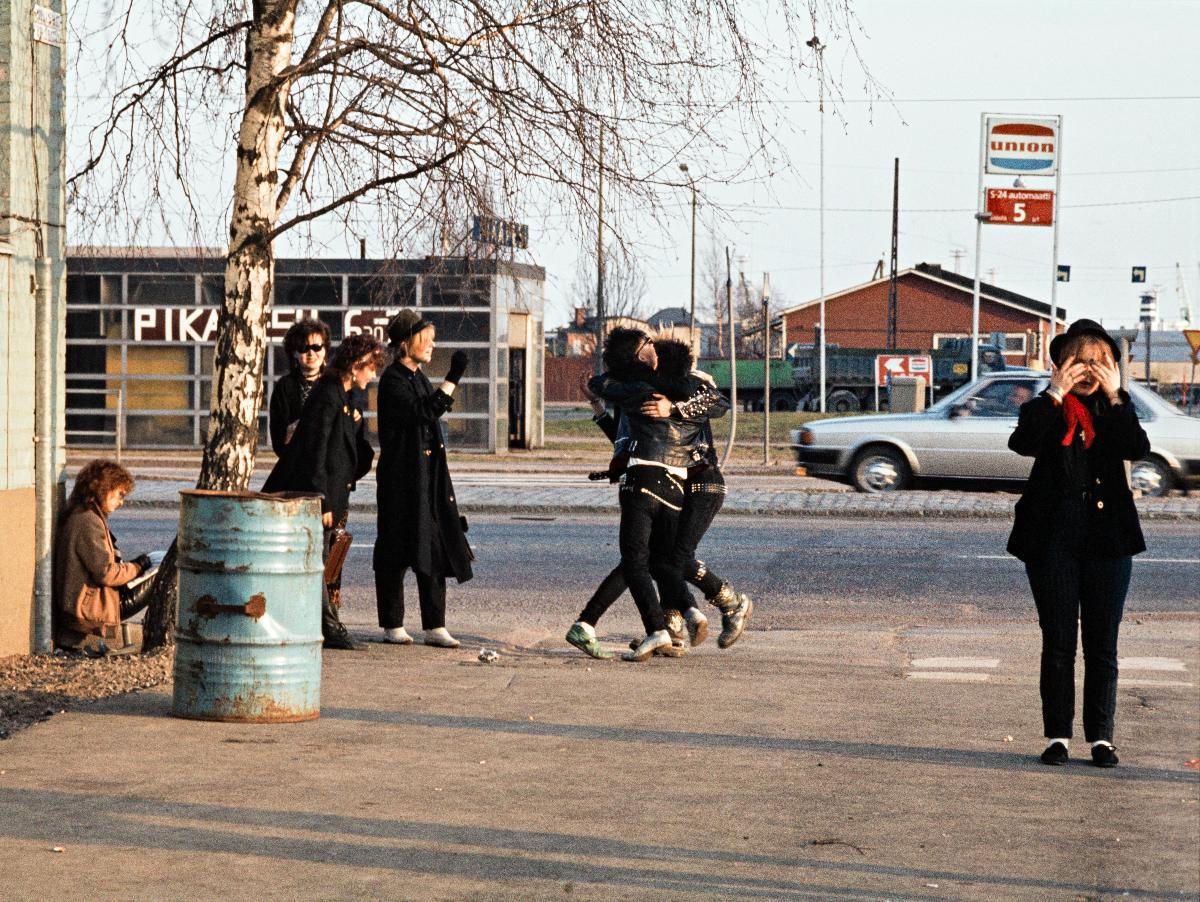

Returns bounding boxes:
[1046,738,1069,750]
[1090,740,1114,749]
[574,621,596,638]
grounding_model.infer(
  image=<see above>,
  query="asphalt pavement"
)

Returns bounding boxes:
[3,459,1193,899]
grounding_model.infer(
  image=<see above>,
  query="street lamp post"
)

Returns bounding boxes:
[679,163,697,355]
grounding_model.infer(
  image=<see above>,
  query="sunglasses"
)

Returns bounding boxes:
[299,343,325,354]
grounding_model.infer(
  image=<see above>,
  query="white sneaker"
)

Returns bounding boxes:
[621,630,672,662]
[424,627,460,648]
[383,626,413,645]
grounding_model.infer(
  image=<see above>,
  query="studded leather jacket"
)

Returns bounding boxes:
[588,368,729,469]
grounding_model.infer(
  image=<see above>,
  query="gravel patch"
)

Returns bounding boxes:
[0,649,172,740]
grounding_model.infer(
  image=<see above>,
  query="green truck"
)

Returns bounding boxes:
[790,338,1009,412]
[696,359,804,412]
[698,338,1010,413]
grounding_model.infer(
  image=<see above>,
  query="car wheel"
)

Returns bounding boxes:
[1130,456,1173,497]
[851,445,911,493]
[828,390,861,413]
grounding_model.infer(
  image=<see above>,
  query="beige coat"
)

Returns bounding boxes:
[54,505,139,641]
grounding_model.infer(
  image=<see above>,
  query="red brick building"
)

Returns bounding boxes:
[778,262,1066,366]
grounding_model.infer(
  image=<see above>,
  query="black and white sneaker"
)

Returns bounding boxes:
[1090,743,1119,768]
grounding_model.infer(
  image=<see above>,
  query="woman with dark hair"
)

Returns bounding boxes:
[264,332,383,649]
[54,460,153,655]
[372,309,473,649]
[1008,319,1150,768]
[568,338,751,658]
[270,318,333,456]
[577,328,728,661]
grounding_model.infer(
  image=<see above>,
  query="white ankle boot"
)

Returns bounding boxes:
[424,627,460,648]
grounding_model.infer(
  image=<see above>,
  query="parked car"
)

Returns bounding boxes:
[790,373,1200,496]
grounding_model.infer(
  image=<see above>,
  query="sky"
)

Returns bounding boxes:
[67,0,1200,334]
[527,0,1198,332]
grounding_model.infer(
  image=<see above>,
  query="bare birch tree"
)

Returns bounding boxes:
[69,0,872,647]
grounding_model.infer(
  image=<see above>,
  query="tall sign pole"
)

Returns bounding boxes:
[1047,115,1064,364]
[594,124,605,373]
[971,114,987,384]
[975,113,1062,379]
[887,157,899,350]
[762,272,771,465]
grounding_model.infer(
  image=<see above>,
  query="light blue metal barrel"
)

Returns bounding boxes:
[173,490,324,722]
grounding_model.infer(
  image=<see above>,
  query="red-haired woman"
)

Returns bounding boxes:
[264,332,383,649]
[54,460,153,655]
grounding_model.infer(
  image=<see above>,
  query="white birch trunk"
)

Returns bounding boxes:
[144,3,296,649]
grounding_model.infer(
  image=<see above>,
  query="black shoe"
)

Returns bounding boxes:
[323,628,360,650]
[1039,741,1069,766]
[1090,743,1119,768]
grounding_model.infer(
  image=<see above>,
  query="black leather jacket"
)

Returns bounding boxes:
[588,369,729,469]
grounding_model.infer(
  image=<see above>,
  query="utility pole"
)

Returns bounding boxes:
[762,273,771,465]
[721,247,738,467]
[680,163,698,355]
[887,157,899,350]
[950,248,966,273]
[808,32,827,412]
[594,124,605,373]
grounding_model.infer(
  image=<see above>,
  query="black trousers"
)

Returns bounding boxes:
[375,568,447,631]
[1024,552,1132,743]
[613,466,685,634]
[578,465,726,626]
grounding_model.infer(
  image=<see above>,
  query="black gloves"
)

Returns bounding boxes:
[132,554,153,574]
[445,350,469,385]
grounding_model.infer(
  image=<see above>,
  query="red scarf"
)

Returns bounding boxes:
[1061,393,1095,449]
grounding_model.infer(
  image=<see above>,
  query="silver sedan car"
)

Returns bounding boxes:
[790,372,1200,496]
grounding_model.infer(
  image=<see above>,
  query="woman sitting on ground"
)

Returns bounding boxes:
[54,460,153,655]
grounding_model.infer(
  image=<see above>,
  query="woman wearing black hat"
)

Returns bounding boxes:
[1008,319,1150,768]
[373,309,473,648]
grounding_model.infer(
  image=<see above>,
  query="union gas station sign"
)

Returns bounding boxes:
[984,116,1059,176]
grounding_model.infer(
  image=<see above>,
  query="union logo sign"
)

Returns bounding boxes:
[985,117,1059,175]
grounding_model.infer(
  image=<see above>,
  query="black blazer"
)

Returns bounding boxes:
[263,376,374,517]
[1006,389,1149,563]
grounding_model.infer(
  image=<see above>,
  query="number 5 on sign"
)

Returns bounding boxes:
[985,189,1053,226]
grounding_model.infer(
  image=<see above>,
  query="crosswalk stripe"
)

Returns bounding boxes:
[911,657,999,669]
[907,672,990,682]
[1119,657,1188,672]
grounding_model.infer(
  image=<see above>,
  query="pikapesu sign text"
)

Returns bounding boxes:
[133,307,321,342]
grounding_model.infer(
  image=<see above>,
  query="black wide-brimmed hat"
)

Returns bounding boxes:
[386,308,431,347]
[1049,318,1120,366]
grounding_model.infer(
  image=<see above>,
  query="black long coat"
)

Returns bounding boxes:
[269,369,368,458]
[1006,389,1149,563]
[372,362,473,582]
[263,376,374,518]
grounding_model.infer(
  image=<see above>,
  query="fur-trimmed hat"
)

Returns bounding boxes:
[1049,318,1120,366]
[386,308,431,347]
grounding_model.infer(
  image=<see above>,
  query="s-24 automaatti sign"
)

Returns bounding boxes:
[985,188,1054,226]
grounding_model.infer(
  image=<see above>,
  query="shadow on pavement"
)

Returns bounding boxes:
[0,787,1186,899]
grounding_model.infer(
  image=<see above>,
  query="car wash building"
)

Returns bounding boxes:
[66,250,546,453]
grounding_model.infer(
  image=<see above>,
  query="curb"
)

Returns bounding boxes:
[125,498,1200,521]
